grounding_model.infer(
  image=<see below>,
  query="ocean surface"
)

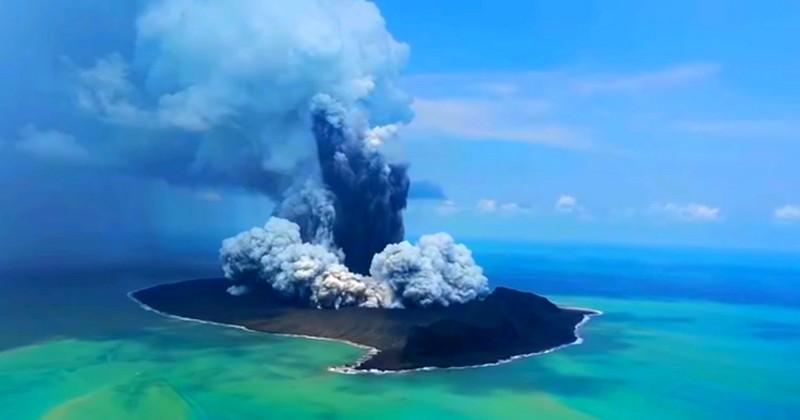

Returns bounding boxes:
[1,242,799,419]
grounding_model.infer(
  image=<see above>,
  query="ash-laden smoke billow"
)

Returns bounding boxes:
[370,234,489,307]
[73,0,413,199]
[310,94,409,275]
[189,0,491,309]
[220,217,399,309]
[219,96,490,308]
[272,180,338,251]
[26,0,487,309]
[221,94,489,309]
[221,217,488,309]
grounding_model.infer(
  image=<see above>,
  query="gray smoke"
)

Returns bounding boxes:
[220,217,302,283]
[311,264,398,309]
[272,180,338,250]
[220,217,399,309]
[309,94,409,275]
[221,217,488,308]
[370,233,490,307]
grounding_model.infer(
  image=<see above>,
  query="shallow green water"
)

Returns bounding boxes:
[2,294,798,419]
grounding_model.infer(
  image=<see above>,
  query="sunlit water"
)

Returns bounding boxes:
[2,244,799,419]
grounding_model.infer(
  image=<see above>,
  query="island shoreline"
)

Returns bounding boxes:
[128,279,601,374]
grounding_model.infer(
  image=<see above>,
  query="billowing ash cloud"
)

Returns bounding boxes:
[73,0,412,198]
[220,217,398,309]
[370,234,489,307]
[221,218,488,309]
[312,264,398,309]
[220,217,302,283]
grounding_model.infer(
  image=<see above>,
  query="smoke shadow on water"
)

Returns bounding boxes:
[0,261,220,352]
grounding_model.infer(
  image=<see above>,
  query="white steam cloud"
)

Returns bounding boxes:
[75,0,412,196]
[133,0,411,128]
[221,218,489,309]
[220,217,302,283]
[220,217,398,309]
[312,264,398,309]
[370,234,489,307]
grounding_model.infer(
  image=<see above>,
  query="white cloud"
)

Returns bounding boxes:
[572,63,720,94]
[407,97,586,148]
[435,200,461,216]
[653,202,721,222]
[402,62,719,149]
[15,126,93,164]
[554,194,591,219]
[77,0,412,133]
[76,54,155,128]
[554,194,578,213]
[774,205,800,222]
[476,82,519,96]
[476,198,528,214]
[402,70,557,98]
[476,198,498,213]
[67,0,414,197]
[76,42,231,131]
[499,202,521,212]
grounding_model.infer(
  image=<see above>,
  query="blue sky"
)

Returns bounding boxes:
[1,0,799,265]
[374,0,800,249]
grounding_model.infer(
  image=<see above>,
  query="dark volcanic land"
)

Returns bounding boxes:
[131,278,596,372]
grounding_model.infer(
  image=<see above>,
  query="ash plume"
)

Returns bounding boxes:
[71,0,413,198]
[310,95,409,275]
[218,93,492,308]
[6,0,491,307]
[136,0,493,309]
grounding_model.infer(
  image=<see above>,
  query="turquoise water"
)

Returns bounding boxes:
[1,244,799,419]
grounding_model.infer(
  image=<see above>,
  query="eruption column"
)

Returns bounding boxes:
[311,99,409,274]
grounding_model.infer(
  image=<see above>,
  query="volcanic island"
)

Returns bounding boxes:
[131,279,597,372]
[130,97,599,372]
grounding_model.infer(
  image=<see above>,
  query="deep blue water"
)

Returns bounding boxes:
[469,241,800,308]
